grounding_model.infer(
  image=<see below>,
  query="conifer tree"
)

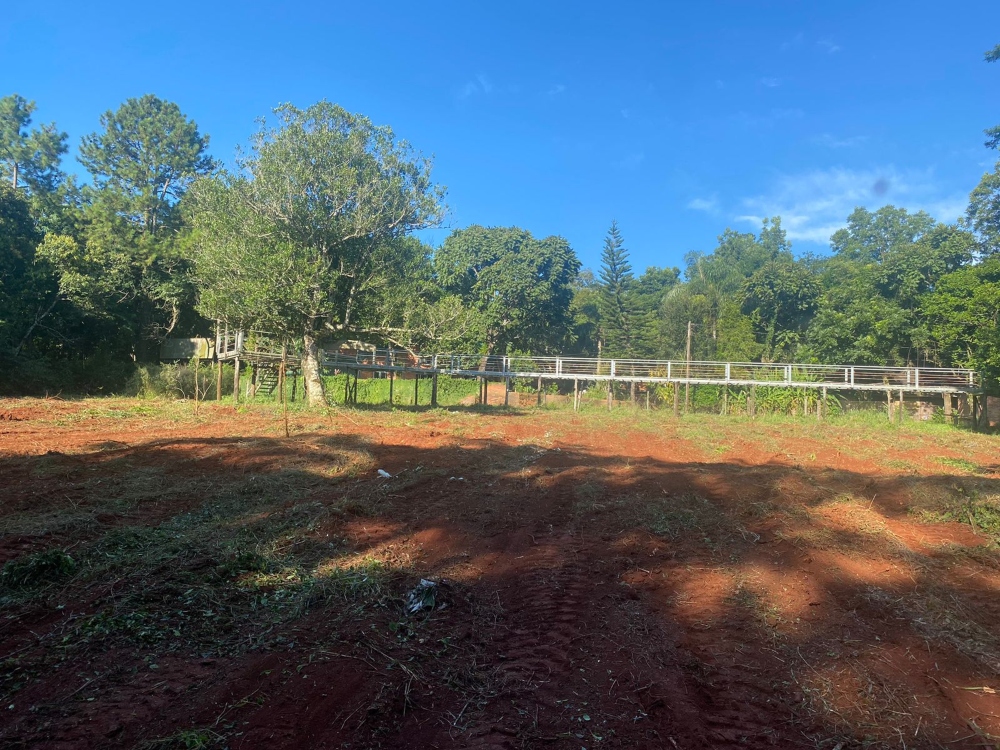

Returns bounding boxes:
[598,221,637,356]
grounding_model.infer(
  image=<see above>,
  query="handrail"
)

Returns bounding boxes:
[319,350,982,392]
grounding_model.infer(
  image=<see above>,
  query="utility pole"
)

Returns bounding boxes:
[685,320,692,413]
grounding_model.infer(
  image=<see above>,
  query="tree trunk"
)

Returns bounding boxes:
[301,329,326,407]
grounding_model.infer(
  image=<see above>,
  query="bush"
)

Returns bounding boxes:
[125,363,234,399]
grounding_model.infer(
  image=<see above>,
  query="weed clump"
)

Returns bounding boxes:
[0,549,76,590]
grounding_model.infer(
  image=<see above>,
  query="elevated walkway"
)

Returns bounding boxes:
[323,350,982,395]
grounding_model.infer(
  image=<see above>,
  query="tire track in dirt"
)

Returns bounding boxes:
[459,526,590,748]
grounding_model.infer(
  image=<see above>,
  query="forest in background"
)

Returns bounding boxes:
[1,45,999,400]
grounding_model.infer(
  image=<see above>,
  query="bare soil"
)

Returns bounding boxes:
[2,398,1000,749]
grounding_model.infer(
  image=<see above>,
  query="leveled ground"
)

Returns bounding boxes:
[1,398,1000,749]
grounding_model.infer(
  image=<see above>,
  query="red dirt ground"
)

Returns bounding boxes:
[2,398,1000,749]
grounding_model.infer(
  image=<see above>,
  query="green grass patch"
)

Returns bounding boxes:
[0,549,76,592]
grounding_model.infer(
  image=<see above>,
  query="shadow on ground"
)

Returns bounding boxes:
[2,422,1000,749]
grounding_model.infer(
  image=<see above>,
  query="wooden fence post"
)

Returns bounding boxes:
[431,355,439,407]
[233,357,241,404]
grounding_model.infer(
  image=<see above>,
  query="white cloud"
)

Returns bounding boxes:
[737,166,968,245]
[458,74,494,99]
[813,133,868,148]
[548,83,567,96]
[759,77,781,88]
[733,108,804,128]
[817,39,841,54]
[621,108,631,119]
[686,196,719,213]
[779,33,804,52]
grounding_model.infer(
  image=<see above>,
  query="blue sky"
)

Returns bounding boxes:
[2,1,998,273]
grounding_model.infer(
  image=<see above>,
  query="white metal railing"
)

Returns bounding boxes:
[318,350,982,392]
[215,325,295,362]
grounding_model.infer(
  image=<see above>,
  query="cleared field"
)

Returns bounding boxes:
[1,398,1000,749]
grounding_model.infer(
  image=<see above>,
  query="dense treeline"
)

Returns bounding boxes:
[2,46,1000,399]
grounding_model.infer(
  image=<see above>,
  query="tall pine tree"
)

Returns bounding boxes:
[598,221,637,356]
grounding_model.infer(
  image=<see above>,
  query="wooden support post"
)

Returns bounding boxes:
[193,357,200,414]
[216,360,222,401]
[750,384,756,419]
[574,379,579,411]
[673,382,679,417]
[685,382,690,414]
[291,371,297,402]
[414,374,419,406]
[388,370,394,407]
[504,377,510,406]
[898,389,904,425]
[944,392,953,424]
[722,387,728,416]
[431,372,439,407]
[537,376,543,406]
[887,390,893,423]
[344,372,350,404]
[280,348,289,438]
[607,382,613,411]
[630,381,636,406]
[973,394,980,431]
[483,377,489,406]
[819,387,826,421]
[233,357,241,404]
[645,389,650,411]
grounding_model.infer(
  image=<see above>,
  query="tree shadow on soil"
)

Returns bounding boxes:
[2,430,1000,749]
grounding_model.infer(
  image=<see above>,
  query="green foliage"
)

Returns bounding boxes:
[741,258,818,361]
[73,94,216,361]
[922,257,1000,385]
[324,374,478,406]
[0,182,46,356]
[3,84,1000,399]
[0,94,69,202]
[805,207,974,367]
[597,220,638,356]
[0,549,76,591]
[79,95,215,235]
[968,161,1000,254]
[985,44,1000,151]
[125,362,234,399]
[436,225,579,354]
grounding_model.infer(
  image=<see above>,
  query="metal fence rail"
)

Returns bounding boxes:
[319,350,982,394]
